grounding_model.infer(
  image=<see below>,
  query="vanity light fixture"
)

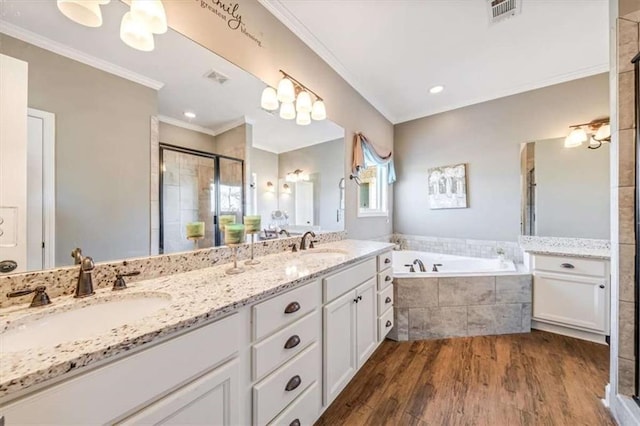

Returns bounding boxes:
[429,85,444,94]
[57,0,110,28]
[261,70,327,125]
[120,0,168,52]
[130,0,167,34]
[564,118,610,149]
[183,111,196,119]
[285,169,309,183]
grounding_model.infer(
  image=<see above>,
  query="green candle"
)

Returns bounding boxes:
[219,215,236,231]
[243,215,261,234]
[225,224,245,245]
[186,221,205,239]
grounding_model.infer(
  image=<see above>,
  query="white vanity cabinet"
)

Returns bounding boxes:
[529,254,609,341]
[1,313,241,425]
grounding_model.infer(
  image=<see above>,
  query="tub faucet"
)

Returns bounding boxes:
[404,264,415,273]
[432,263,443,272]
[413,259,426,272]
[300,231,316,250]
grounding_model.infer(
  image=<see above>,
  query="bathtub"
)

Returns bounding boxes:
[392,250,517,277]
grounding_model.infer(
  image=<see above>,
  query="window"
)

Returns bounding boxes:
[357,164,388,217]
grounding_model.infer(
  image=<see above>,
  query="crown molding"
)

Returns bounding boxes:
[0,21,164,91]
[395,63,610,124]
[212,116,250,135]
[257,0,397,123]
[157,115,218,137]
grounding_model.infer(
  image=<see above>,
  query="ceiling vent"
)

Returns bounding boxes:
[488,0,521,24]
[204,69,229,85]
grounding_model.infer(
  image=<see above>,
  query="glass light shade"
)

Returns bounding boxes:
[564,128,587,148]
[95,0,111,4]
[130,0,168,34]
[277,77,295,103]
[295,91,312,113]
[296,111,311,126]
[260,87,279,111]
[120,12,155,52]
[311,100,327,121]
[57,0,103,27]
[285,173,296,182]
[594,124,611,141]
[279,102,296,120]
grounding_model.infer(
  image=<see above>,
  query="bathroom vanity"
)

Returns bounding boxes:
[0,240,394,425]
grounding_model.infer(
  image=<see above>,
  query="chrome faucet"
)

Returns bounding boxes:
[300,231,316,250]
[413,259,427,272]
[71,248,95,298]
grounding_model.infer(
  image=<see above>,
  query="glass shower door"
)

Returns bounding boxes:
[216,157,244,245]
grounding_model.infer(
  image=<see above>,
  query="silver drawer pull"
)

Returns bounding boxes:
[560,263,575,269]
[290,420,300,426]
[285,375,302,392]
[284,335,301,349]
[284,301,301,314]
[386,320,392,328]
[385,296,392,304]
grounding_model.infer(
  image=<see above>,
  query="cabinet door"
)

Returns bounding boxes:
[121,359,239,425]
[323,290,357,406]
[533,272,607,333]
[356,278,377,366]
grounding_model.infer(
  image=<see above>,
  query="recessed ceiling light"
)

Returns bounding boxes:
[184,111,196,119]
[429,85,444,94]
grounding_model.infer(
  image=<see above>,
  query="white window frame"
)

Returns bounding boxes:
[356,164,389,218]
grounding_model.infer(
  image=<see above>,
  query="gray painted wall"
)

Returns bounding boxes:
[394,73,609,242]
[159,122,216,154]
[278,138,345,232]
[0,35,157,266]
[535,138,610,239]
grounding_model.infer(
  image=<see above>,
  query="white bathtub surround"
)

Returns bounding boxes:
[391,233,523,263]
[519,235,610,259]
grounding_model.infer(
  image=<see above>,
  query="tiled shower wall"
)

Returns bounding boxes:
[616,12,638,397]
[391,234,523,264]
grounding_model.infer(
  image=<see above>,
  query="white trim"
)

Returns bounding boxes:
[27,108,56,270]
[157,115,218,137]
[607,386,640,425]
[257,0,397,123]
[356,165,389,218]
[251,143,280,154]
[0,21,164,91]
[258,0,609,124]
[212,116,249,135]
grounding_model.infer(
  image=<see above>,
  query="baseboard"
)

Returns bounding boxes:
[532,320,607,344]
[607,385,640,425]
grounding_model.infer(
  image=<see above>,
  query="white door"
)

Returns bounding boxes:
[121,359,239,425]
[0,54,28,274]
[355,278,378,366]
[323,289,357,406]
[533,272,607,333]
[294,181,314,226]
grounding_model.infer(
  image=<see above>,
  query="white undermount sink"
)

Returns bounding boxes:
[0,294,171,352]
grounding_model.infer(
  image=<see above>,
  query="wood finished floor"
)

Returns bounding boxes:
[316,331,614,426]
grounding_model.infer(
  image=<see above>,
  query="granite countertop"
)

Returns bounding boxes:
[0,239,394,400]
[518,236,611,260]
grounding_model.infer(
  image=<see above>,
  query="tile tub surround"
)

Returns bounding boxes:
[0,239,393,400]
[0,231,346,309]
[518,235,611,260]
[391,234,524,264]
[390,274,532,341]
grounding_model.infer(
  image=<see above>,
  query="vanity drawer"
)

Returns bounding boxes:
[377,252,393,271]
[253,343,320,426]
[378,284,394,316]
[253,281,320,341]
[252,310,320,382]
[377,269,393,291]
[534,255,606,277]
[378,307,394,342]
[323,258,376,303]
[268,381,320,426]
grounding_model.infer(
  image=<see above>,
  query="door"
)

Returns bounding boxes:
[323,289,357,405]
[532,272,607,333]
[294,181,314,226]
[355,278,377,366]
[121,359,239,425]
[0,54,28,274]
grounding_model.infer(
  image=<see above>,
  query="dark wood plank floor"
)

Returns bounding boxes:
[316,331,614,426]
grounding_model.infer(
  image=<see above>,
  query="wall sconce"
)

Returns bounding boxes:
[282,183,291,194]
[564,118,610,150]
[261,70,327,126]
[285,169,309,183]
[266,181,275,193]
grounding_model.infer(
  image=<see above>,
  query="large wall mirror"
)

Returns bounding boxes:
[520,137,610,239]
[0,1,344,274]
